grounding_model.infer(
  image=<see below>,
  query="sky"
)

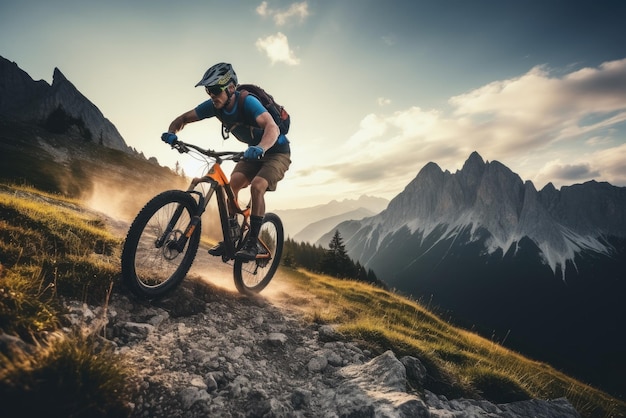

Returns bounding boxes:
[1,0,625,210]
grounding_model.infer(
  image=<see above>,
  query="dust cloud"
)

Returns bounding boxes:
[81,178,223,241]
[188,249,304,307]
[80,177,300,306]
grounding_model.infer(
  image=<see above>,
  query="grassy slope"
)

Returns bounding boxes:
[0,184,133,417]
[0,183,624,417]
[272,269,626,418]
[0,118,188,220]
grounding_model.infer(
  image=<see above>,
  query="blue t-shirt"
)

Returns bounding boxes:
[195,92,290,154]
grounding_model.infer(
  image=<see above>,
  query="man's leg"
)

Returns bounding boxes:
[249,176,268,217]
[236,176,268,260]
[208,172,249,256]
[228,172,249,215]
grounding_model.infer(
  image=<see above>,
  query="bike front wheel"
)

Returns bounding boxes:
[121,190,201,299]
[233,212,284,295]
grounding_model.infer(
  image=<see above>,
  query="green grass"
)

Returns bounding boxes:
[1,182,624,418]
[0,331,133,418]
[274,268,626,418]
[0,184,121,306]
[0,184,134,417]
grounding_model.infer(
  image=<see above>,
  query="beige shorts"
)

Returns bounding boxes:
[232,153,291,191]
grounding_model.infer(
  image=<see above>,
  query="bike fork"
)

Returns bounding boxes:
[155,206,201,253]
[172,215,201,252]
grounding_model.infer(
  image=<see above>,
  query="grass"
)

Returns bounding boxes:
[275,268,626,418]
[0,185,120,305]
[1,182,624,418]
[0,183,134,417]
[0,331,133,418]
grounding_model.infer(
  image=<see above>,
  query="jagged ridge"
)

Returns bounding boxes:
[344,152,625,279]
[319,152,626,396]
[0,55,130,153]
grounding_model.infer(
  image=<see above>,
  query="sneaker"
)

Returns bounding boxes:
[208,242,225,256]
[235,239,258,261]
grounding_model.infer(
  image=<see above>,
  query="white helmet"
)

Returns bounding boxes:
[195,62,238,87]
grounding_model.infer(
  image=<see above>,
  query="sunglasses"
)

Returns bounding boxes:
[205,84,229,96]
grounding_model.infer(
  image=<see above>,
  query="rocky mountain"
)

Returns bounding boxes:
[322,152,626,397]
[275,195,388,240]
[0,56,185,215]
[0,55,131,153]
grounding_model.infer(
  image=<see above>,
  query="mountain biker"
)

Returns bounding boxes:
[161,63,291,261]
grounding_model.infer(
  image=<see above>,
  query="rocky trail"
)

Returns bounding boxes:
[34,197,579,418]
[66,237,581,418]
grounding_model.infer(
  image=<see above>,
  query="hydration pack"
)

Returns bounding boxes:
[219,84,291,139]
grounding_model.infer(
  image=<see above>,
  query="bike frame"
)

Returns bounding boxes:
[187,158,250,260]
[160,143,272,263]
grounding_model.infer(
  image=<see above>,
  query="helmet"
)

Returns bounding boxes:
[195,63,238,88]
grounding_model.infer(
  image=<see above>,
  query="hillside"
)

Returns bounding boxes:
[1,184,625,417]
[293,207,376,244]
[323,152,626,397]
[0,117,188,222]
[0,56,129,153]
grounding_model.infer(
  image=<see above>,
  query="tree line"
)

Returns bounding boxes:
[281,230,386,289]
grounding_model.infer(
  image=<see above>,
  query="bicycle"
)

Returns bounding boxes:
[121,139,284,299]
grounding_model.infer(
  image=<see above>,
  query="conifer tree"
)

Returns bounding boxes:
[320,230,352,277]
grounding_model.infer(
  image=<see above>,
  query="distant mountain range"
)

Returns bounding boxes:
[274,195,388,242]
[320,151,626,396]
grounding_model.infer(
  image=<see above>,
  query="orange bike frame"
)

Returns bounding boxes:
[185,160,256,259]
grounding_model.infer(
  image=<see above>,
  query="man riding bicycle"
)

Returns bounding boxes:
[161,62,291,261]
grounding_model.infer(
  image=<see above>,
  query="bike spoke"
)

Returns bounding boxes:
[122,190,201,298]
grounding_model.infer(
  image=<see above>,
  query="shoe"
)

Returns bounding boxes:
[208,242,225,256]
[235,239,258,261]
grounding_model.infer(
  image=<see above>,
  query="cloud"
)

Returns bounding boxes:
[377,97,391,106]
[329,58,626,191]
[535,160,601,185]
[256,1,309,26]
[588,143,626,184]
[256,32,300,65]
[256,1,269,17]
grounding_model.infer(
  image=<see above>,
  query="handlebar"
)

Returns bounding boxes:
[170,140,244,163]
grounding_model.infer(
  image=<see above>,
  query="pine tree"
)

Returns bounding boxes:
[320,230,352,277]
[281,234,386,289]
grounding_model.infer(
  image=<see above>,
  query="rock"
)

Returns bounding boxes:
[400,355,427,389]
[291,388,312,410]
[307,355,328,373]
[205,374,218,392]
[318,324,340,342]
[266,332,288,346]
[179,387,210,410]
[41,280,584,418]
[335,350,429,417]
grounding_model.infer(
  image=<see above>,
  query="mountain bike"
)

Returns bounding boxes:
[121,139,284,299]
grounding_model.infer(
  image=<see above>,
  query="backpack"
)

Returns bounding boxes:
[219,84,291,139]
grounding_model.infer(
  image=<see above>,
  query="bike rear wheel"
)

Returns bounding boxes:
[233,212,284,295]
[121,190,200,299]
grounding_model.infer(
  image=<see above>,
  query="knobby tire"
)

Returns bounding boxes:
[233,212,284,295]
[121,190,200,299]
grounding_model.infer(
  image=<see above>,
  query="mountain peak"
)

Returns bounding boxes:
[343,152,626,278]
[52,67,68,85]
[1,56,131,153]
[463,151,485,170]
